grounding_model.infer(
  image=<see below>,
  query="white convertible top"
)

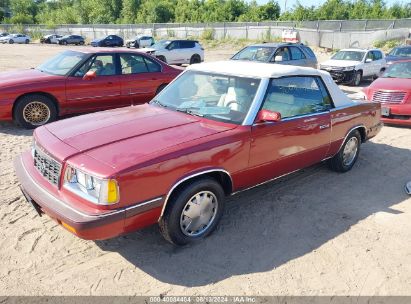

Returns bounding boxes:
[187,61,353,107]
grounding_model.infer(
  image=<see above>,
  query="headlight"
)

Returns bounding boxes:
[343,66,355,71]
[64,165,119,205]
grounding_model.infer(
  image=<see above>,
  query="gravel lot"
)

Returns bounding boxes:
[1,44,411,296]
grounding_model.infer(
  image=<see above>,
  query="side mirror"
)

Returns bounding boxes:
[83,71,97,81]
[274,55,283,62]
[256,109,281,123]
[365,58,372,63]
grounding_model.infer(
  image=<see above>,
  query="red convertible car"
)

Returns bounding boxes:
[14,61,382,245]
[0,48,181,128]
[363,59,411,126]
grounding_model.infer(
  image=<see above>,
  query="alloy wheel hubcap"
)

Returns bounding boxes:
[23,102,50,126]
[180,191,218,237]
[343,137,358,166]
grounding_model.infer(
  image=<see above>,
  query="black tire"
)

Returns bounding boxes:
[14,94,58,129]
[327,130,361,173]
[9,39,14,44]
[190,54,201,65]
[351,70,362,86]
[156,84,168,95]
[159,178,225,245]
[157,55,167,63]
[25,39,29,44]
[134,42,139,49]
[79,41,85,45]
[63,40,67,45]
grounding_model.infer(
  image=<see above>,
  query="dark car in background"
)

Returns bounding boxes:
[385,45,411,65]
[0,32,9,37]
[58,35,85,45]
[91,35,123,47]
[231,42,318,68]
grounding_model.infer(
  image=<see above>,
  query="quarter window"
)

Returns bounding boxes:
[261,76,332,119]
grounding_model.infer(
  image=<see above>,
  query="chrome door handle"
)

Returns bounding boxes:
[319,124,330,129]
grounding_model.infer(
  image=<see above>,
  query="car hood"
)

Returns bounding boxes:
[368,77,411,91]
[321,59,361,67]
[45,104,237,170]
[91,38,103,43]
[137,47,157,53]
[0,69,60,88]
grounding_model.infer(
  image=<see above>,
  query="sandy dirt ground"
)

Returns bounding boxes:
[1,43,411,296]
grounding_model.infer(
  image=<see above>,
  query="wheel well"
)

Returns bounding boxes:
[356,126,366,143]
[12,92,59,119]
[161,170,233,217]
[357,69,363,75]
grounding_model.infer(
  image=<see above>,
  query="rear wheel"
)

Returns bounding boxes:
[63,40,67,45]
[25,39,29,44]
[159,178,225,245]
[156,84,168,95]
[157,55,167,63]
[190,54,201,64]
[79,41,84,45]
[14,94,57,129]
[327,130,361,172]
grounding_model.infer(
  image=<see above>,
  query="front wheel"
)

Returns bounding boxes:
[159,178,225,245]
[9,39,14,44]
[327,130,361,172]
[79,41,84,45]
[14,94,57,129]
[25,39,29,44]
[351,70,362,86]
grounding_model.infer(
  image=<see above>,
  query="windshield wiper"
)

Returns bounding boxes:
[151,99,170,108]
[175,107,204,117]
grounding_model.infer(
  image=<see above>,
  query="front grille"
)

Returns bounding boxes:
[372,91,406,103]
[33,147,62,186]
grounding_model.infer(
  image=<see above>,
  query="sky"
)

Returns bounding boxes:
[256,0,407,12]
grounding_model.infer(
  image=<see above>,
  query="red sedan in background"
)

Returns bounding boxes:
[0,48,181,128]
[363,60,411,126]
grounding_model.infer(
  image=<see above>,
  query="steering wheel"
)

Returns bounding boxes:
[226,100,240,110]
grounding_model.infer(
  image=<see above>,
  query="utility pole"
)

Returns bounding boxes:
[284,0,287,12]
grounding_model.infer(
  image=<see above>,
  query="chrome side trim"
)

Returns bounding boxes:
[20,157,162,219]
[231,155,333,196]
[242,78,270,126]
[68,94,122,102]
[158,169,233,218]
[334,124,366,156]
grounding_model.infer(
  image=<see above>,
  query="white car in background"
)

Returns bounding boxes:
[139,39,204,65]
[0,33,30,44]
[320,48,386,86]
[126,35,154,48]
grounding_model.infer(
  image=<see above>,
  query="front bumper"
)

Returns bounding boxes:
[321,69,355,83]
[380,104,411,127]
[14,154,164,240]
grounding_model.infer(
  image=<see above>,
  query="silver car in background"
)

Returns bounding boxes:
[231,42,318,69]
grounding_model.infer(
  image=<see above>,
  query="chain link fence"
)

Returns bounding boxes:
[1,19,410,49]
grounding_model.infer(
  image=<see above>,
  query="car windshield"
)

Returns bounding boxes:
[62,35,70,39]
[382,61,411,79]
[151,40,170,50]
[389,47,411,57]
[36,50,88,76]
[232,46,276,62]
[331,50,365,61]
[151,70,261,125]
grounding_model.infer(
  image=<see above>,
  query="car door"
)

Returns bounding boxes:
[372,50,385,74]
[270,47,292,65]
[289,46,308,67]
[118,53,164,105]
[249,76,332,184]
[363,51,376,77]
[165,41,181,64]
[65,53,125,112]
